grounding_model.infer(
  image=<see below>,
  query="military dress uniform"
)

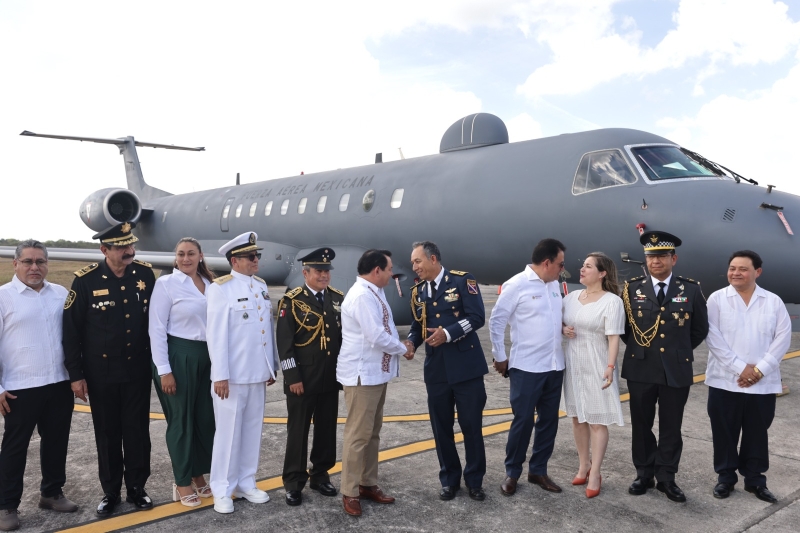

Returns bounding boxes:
[408,268,488,492]
[62,223,155,507]
[206,232,279,509]
[620,231,708,494]
[276,248,343,502]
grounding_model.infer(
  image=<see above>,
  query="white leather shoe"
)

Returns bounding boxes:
[233,488,270,503]
[213,496,234,514]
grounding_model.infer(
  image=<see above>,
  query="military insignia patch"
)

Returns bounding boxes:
[136,280,146,291]
[93,289,109,296]
[243,312,249,320]
[64,290,76,310]
[445,293,460,302]
[279,309,286,317]
[466,279,478,295]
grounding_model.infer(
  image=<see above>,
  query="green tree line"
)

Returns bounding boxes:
[0,238,97,249]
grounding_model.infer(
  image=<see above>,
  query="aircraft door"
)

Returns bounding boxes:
[220,197,235,232]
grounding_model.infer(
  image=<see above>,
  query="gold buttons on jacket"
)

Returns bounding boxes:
[102,354,107,358]
[660,307,665,311]
[433,302,437,306]
[121,286,125,291]
[260,317,264,322]
[660,320,665,324]
[436,314,440,318]
[660,334,665,338]
[125,314,130,318]
[127,329,131,333]
[124,299,128,304]
[261,330,265,334]
[660,348,665,352]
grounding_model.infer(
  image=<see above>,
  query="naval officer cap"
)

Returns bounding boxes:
[93,221,139,246]
[299,247,335,270]
[219,231,262,260]
[640,230,682,255]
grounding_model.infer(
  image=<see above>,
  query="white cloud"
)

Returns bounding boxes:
[516,0,800,98]
[657,54,800,194]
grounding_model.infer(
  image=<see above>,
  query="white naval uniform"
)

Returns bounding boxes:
[206,270,279,498]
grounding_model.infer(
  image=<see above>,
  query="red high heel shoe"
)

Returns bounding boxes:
[572,468,591,486]
[586,475,602,498]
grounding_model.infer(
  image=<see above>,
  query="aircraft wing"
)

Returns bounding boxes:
[0,246,230,272]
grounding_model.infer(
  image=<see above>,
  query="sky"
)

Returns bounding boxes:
[1,0,800,241]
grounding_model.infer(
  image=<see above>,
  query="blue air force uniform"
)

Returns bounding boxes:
[408,268,488,490]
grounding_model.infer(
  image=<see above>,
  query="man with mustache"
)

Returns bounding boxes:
[63,222,156,517]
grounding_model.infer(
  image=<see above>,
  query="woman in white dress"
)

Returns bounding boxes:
[150,238,216,507]
[561,252,625,498]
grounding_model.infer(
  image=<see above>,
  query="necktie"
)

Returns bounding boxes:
[316,291,324,306]
[430,280,437,300]
[657,282,666,306]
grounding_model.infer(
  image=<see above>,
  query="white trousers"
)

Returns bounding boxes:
[210,382,266,498]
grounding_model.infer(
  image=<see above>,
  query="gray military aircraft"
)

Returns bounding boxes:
[3,113,799,326]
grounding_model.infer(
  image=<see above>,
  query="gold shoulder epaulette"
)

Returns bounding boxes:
[133,259,152,268]
[412,279,425,289]
[328,286,344,296]
[213,274,233,285]
[628,275,645,282]
[285,286,303,299]
[676,276,700,284]
[74,263,98,277]
[449,270,468,276]
[253,275,266,284]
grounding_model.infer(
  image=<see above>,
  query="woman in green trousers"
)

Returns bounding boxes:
[149,238,216,506]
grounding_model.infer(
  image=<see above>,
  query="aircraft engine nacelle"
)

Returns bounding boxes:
[79,188,142,232]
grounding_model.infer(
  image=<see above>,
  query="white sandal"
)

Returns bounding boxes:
[192,480,213,499]
[173,483,201,507]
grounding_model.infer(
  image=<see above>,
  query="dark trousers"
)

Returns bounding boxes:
[427,376,487,488]
[627,380,690,482]
[152,337,215,486]
[505,368,563,478]
[86,377,152,495]
[0,381,73,510]
[707,386,775,488]
[282,390,339,491]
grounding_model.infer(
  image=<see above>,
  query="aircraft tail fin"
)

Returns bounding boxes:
[19,131,205,202]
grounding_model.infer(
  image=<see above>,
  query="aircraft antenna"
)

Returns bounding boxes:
[236,172,240,185]
[398,148,405,160]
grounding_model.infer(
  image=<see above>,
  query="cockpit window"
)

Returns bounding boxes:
[572,150,637,195]
[630,146,721,180]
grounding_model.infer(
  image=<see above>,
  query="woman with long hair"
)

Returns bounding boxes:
[149,238,216,506]
[561,252,625,498]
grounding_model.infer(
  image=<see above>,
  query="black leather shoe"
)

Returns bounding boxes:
[96,493,119,516]
[745,485,777,503]
[285,490,302,506]
[713,482,734,499]
[468,487,485,501]
[309,481,337,497]
[126,487,153,510]
[657,481,687,502]
[628,477,655,495]
[439,486,460,500]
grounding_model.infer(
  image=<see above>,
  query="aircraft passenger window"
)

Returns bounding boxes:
[631,146,723,180]
[572,150,637,195]
[298,197,307,214]
[390,189,404,208]
[235,204,243,218]
[281,199,290,215]
[249,202,258,217]
[339,194,350,212]
[362,190,375,212]
[264,201,273,216]
[317,196,327,213]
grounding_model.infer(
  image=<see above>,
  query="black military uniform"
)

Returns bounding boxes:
[62,222,155,514]
[276,248,343,505]
[620,231,708,501]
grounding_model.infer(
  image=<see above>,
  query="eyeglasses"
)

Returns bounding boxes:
[235,253,261,261]
[18,259,48,267]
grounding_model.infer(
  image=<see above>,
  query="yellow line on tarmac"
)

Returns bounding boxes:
[59,350,800,532]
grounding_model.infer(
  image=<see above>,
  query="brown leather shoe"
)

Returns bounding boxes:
[358,485,395,504]
[342,496,362,516]
[528,474,563,493]
[501,476,518,496]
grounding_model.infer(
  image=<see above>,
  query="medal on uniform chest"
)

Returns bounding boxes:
[637,310,642,318]
[136,280,146,291]
[262,290,268,300]
[243,312,249,320]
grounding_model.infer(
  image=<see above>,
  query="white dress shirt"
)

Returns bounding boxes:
[489,266,565,372]
[650,274,672,299]
[149,270,211,375]
[705,284,791,394]
[206,270,278,384]
[337,277,408,386]
[0,276,69,394]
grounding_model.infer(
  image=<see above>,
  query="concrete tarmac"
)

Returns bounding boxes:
[5,285,799,532]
